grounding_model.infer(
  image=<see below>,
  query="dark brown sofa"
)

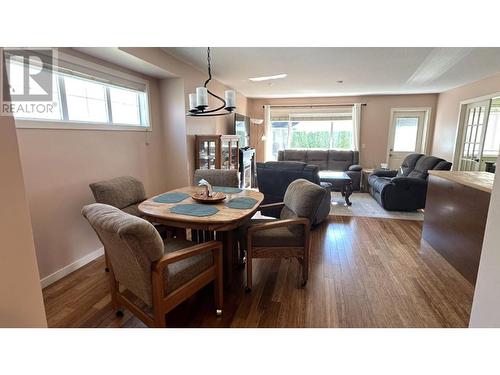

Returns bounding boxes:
[277,149,362,190]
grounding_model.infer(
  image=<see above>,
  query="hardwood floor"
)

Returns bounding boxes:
[43,216,474,328]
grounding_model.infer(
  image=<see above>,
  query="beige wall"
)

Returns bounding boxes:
[0,58,47,327]
[16,48,248,283]
[16,49,169,280]
[248,94,438,168]
[121,48,248,182]
[432,72,500,162]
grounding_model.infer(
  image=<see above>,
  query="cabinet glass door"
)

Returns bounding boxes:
[198,141,209,169]
[230,141,238,169]
[208,141,216,169]
[221,140,230,169]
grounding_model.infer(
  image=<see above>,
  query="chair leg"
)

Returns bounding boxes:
[214,247,223,316]
[302,245,309,287]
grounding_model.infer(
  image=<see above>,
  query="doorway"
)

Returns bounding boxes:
[387,108,429,169]
[455,97,500,172]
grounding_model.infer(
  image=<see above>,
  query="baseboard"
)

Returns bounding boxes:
[40,247,104,289]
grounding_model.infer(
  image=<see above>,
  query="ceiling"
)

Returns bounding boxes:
[74,47,175,79]
[163,47,500,98]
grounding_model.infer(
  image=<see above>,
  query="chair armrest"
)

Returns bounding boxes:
[152,240,222,273]
[372,169,398,178]
[391,176,427,188]
[348,164,362,172]
[259,202,285,209]
[247,218,310,237]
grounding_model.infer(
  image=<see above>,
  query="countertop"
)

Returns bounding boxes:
[428,171,494,193]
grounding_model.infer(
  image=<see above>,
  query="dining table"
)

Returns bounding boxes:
[138,185,264,285]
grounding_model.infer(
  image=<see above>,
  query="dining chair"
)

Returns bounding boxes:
[89,176,174,271]
[82,203,223,328]
[89,176,147,217]
[192,169,240,245]
[240,179,329,290]
[193,169,240,188]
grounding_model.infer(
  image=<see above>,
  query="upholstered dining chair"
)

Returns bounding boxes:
[82,203,223,328]
[193,169,239,188]
[89,176,147,217]
[89,176,173,272]
[192,169,240,246]
[240,179,329,290]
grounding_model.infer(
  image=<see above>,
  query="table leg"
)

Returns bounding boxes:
[221,230,235,285]
[344,182,353,206]
[174,227,186,239]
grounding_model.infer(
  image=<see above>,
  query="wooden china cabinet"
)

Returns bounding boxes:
[195,135,240,170]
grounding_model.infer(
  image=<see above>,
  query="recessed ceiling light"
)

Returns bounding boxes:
[336,80,344,84]
[249,73,287,82]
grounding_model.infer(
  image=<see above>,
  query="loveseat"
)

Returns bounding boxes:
[367,153,452,211]
[277,149,362,190]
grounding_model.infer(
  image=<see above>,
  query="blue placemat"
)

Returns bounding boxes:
[226,197,258,209]
[153,192,189,204]
[170,203,219,217]
[213,186,243,194]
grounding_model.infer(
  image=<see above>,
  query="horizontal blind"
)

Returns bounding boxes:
[5,51,148,92]
[270,106,353,122]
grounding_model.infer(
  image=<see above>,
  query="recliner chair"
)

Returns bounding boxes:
[256,161,330,225]
[368,154,452,211]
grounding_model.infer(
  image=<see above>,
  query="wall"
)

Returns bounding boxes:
[248,94,438,167]
[469,168,500,327]
[121,48,248,182]
[16,49,169,281]
[0,57,47,327]
[432,72,500,162]
[16,47,248,283]
[159,78,190,190]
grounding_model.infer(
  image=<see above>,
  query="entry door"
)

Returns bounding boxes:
[458,100,491,171]
[388,110,426,169]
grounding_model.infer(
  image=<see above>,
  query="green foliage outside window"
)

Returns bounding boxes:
[290,130,352,149]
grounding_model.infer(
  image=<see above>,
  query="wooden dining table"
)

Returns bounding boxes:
[138,185,264,285]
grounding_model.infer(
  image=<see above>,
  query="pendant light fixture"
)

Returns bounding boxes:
[187,47,236,117]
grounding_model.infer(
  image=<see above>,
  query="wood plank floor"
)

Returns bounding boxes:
[43,216,474,328]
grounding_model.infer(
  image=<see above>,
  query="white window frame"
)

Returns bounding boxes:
[386,107,432,163]
[12,51,152,132]
[270,109,355,155]
[452,91,500,169]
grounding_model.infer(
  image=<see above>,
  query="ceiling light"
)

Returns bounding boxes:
[249,73,287,82]
[187,47,236,117]
[336,80,343,84]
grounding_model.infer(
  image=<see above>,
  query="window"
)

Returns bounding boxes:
[269,107,354,160]
[393,117,419,152]
[483,103,500,156]
[6,56,150,129]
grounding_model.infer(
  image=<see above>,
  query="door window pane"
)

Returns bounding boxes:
[393,117,419,152]
[270,122,289,160]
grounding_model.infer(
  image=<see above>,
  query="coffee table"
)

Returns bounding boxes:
[318,171,353,206]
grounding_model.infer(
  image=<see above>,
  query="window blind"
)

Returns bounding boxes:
[5,50,148,92]
[270,106,353,122]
